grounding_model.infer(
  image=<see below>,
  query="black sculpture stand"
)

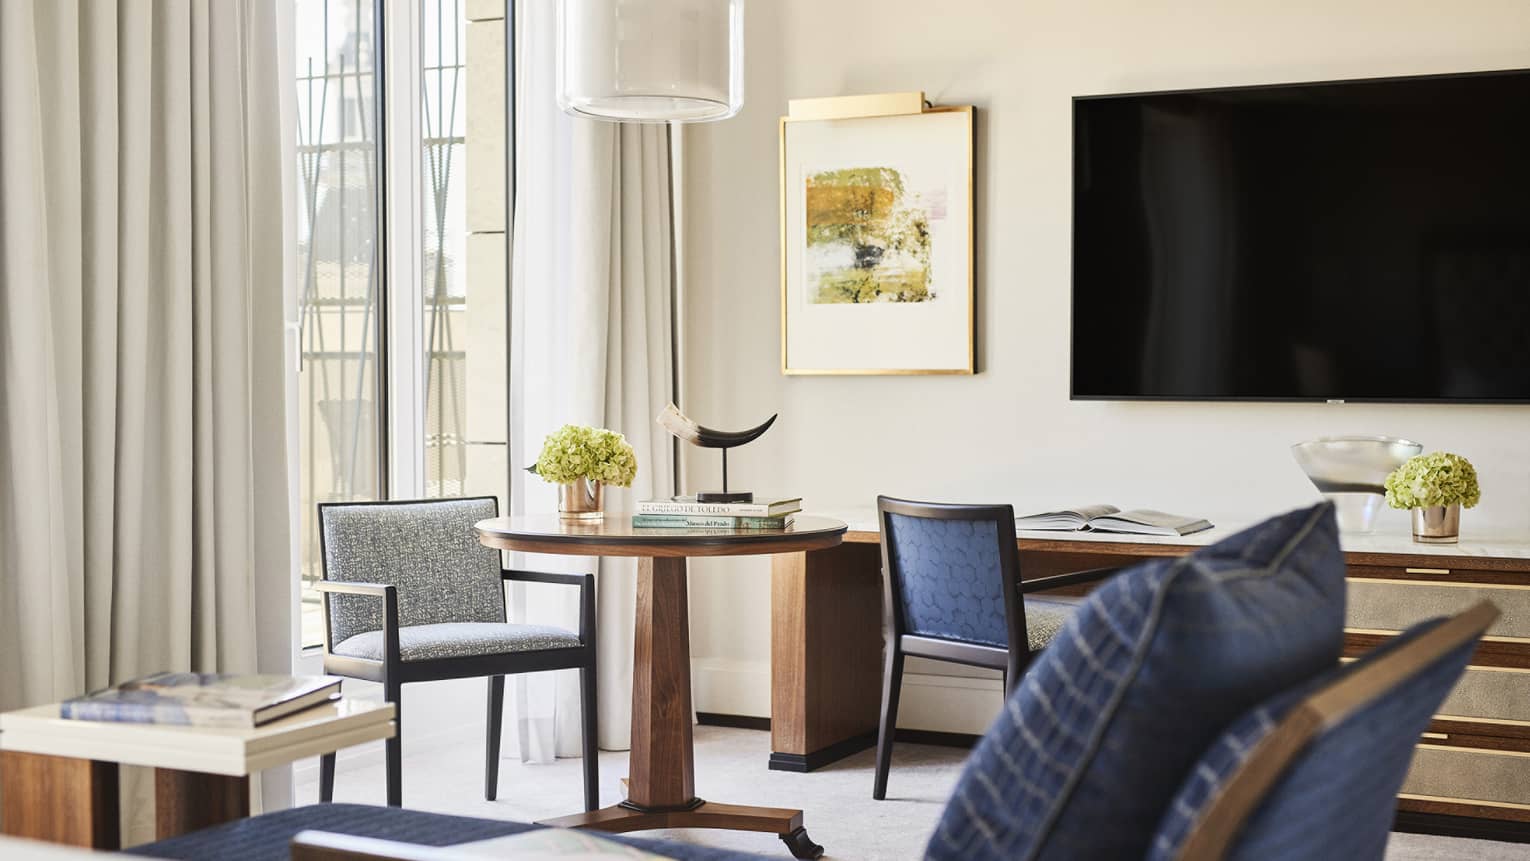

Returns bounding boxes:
[696,448,753,503]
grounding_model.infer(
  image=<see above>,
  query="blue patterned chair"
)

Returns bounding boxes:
[315,497,597,810]
[873,496,1123,800]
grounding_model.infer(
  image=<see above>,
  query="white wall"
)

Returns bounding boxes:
[680,0,1530,725]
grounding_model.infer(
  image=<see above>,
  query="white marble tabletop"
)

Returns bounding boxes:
[816,508,1530,560]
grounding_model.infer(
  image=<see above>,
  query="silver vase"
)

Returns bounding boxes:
[1291,436,1422,533]
[1412,504,1460,544]
[558,477,605,521]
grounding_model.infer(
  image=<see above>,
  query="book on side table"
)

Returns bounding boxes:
[61,672,342,728]
[1017,504,1213,537]
[631,513,797,529]
[633,495,802,529]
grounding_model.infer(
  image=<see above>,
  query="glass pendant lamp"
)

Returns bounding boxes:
[558,0,744,123]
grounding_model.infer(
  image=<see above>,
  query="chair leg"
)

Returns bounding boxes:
[319,752,336,802]
[485,675,505,801]
[385,680,403,807]
[579,664,599,812]
[873,648,905,800]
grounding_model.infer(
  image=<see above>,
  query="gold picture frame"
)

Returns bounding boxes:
[779,92,975,375]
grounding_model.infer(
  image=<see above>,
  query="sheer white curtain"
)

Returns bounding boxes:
[0,0,293,838]
[507,0,676,759]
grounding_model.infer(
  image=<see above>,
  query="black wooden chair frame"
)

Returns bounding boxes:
[872,495,1121,800]
[314,497,598,812]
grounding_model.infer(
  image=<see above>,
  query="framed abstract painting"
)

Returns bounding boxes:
[779,92,975,375]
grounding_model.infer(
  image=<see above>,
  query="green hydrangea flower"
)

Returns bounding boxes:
[530,424,638,487]
[1384,451,1481,510]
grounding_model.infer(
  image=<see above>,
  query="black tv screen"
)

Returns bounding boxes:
[1071,69,1530,402]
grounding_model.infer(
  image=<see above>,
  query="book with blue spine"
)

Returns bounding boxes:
[61,672,342,728]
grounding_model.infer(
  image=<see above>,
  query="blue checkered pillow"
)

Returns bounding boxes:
[1149,616,1476,861]
[926,503,1346,861]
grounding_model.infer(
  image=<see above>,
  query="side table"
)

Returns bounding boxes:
[0,697,395,848]
[474,514,846,859]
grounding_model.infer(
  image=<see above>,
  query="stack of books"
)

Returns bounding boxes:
[60,672,343,728]
[633,495,802,530]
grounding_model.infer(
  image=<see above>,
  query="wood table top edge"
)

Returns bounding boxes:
[474,515,848,558]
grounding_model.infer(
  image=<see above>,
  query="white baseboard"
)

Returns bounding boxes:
[692,657,771,717]
[689,657,1003,736]
[896,671,1004,736]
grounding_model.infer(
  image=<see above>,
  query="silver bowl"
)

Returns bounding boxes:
[1291,435,1423,533]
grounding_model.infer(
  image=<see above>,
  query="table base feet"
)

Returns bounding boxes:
[539,799,820,857]
[780,825,825,859]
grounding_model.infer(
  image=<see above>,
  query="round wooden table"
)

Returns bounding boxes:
[474,514,847,859]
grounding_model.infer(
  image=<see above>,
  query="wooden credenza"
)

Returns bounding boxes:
[768,516,1530,841]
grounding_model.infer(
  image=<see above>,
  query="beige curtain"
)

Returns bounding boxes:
[0,0,292,836]
[507,0,676,758]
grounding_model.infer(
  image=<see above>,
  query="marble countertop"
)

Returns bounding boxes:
[815,508,1530,560]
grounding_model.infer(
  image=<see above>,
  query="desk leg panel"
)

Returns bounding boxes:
[0,750,120,849]
[153,768,250,840]
[771,542,883,770]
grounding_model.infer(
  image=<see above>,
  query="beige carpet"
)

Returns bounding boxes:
[297,724,1525,860]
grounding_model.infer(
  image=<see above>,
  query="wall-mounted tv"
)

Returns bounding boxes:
[1071,69,1530,403]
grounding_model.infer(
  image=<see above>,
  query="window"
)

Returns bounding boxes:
[295,0,384,648]
[293,0,509,648]
[422,0,509,501]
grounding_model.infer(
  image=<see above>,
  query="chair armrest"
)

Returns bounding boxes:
[501,569,587,587]
[500,570,596,650]
[1020,566,1124,594]
[314,580,396,598]
[313,581,399,660]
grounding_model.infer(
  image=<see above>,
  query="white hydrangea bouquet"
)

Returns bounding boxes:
[1384,451,1480,543]
[530,425,637,520]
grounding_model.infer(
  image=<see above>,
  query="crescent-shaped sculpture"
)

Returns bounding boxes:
[657,403,777,449]
[655,404,777,503]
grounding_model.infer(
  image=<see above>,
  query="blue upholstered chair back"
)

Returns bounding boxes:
[883,509,1011,648]
[319,497,506,645]
[1149,612,1481,861]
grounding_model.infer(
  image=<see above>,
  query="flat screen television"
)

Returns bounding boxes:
[1071,69,1530,403]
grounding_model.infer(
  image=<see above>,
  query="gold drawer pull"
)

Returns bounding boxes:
[1405,568,1451,576]
[1420,732,1448,740]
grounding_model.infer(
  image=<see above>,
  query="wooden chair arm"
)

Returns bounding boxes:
[500,569,588,587]
[500,570,597,650]
[314,580,397,598]
[313,581,400,658]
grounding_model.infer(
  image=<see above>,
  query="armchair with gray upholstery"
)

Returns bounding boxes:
[314,497,597,810]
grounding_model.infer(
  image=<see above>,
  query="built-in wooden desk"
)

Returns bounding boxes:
[768,511,1530,842]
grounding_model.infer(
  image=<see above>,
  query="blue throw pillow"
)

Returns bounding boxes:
[926,503,1346,861]
[1148,616,1476,861]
